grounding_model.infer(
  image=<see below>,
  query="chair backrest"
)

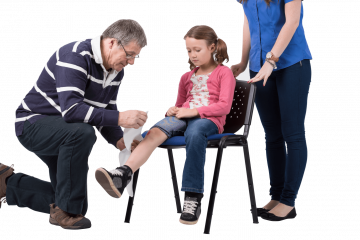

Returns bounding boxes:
[223,80,257,138]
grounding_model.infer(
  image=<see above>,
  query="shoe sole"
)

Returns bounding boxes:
[179,217,199,225]
[260,213,297,221]
[50,217,90,229]
[95,168,121,198]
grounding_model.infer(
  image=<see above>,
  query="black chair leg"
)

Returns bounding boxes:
[125,168,140,223]
[167,149,182,213]
[204,145,224,234]
[243,144,259,224]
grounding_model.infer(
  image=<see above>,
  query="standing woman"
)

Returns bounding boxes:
[231,0,312,221]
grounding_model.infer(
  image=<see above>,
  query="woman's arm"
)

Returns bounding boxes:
[235,0,301,72]
[241,13,251,64]
[270,0,302,58]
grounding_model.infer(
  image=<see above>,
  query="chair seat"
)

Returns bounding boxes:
[141,131,235,146]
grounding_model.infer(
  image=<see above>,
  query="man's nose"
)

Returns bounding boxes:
[127,58,135,65]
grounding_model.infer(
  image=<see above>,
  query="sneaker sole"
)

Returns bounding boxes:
[95,168,121,198]
[179,217,199,225]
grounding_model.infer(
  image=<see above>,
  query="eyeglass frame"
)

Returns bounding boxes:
[118,40,139,59]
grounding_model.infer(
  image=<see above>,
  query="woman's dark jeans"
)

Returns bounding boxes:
[250,59,311,207]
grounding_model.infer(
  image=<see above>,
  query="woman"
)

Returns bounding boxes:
[231,0,312,221]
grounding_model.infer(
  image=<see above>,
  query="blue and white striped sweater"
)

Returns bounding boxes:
[15,37,123,148]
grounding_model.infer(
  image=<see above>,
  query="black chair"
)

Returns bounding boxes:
[124,80,258,234]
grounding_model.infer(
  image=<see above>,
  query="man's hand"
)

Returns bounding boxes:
[118,110,147,129]
[116,138,140,152]
[166,106,179,117]
[116,108,199,152]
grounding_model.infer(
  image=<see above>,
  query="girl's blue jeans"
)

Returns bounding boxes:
[150,116,218,193]
[250,59,312,207]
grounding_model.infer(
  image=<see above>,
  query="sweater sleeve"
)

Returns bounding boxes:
[54,52,119,127]
[196,67,236,118]
[95,100,124,148]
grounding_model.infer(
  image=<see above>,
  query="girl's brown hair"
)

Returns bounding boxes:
[184,25,229,70]
[239,0,302,6]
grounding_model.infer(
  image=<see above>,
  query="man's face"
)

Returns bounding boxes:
[108,40,142,72]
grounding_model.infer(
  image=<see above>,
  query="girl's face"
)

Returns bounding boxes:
[185,37,215,67]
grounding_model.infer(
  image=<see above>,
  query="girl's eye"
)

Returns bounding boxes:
[196,50,200,52]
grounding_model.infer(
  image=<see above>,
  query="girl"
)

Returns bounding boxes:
[95,25,235,225]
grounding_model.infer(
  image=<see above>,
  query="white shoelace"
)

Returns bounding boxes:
[109,168,123,177]
[183,200,198,215]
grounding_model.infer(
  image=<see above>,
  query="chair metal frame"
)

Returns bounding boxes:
[124,80,258,234]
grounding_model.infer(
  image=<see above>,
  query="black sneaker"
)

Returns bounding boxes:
[95,165,133,198]
[179,192,203,225]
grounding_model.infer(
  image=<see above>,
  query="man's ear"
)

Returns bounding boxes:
[109,38,117,48]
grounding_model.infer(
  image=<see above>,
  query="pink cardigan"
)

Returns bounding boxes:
[166,64,236,134]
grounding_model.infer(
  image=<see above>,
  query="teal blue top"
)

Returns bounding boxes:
[237,0,312,71]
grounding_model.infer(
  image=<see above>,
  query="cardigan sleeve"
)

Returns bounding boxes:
[165,73,189,117]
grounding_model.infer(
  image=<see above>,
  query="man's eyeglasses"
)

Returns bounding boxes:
[118,40,139,59]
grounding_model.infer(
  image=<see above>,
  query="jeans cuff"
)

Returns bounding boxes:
[181,187,204,193]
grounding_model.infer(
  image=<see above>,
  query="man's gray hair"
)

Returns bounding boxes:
[102,19,147,48]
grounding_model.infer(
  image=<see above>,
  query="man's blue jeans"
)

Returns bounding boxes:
[250,59,312,207]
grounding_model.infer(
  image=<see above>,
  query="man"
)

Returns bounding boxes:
[0,19,147,230]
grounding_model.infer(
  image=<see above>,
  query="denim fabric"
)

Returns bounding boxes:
[151,117,218,193]
[6,116,96,215]
[250,59,311,206]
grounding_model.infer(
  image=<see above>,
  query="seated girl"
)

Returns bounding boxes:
[95,25,236,225]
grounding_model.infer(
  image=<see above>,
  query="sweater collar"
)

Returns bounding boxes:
[91,35,118,74]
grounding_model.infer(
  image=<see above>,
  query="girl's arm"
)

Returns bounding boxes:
[165,73,188,117]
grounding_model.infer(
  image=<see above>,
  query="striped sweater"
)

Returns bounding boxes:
[15,36,123,148]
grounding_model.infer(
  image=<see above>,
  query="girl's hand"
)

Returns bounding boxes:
[166,106,179,117]
[175,108,197,119]
[248,61,274,86]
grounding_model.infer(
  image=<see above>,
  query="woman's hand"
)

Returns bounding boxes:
[248,61,274,86]
[166,106,179,116]
[230,61,247,77]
